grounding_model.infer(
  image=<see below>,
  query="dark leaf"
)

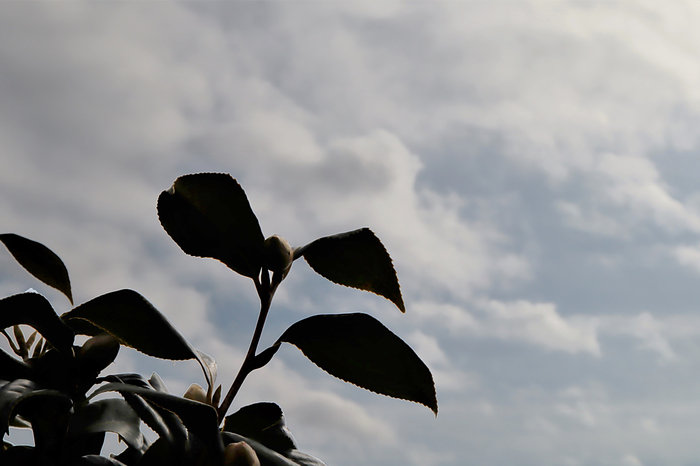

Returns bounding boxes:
[0,233,73,304]
[0,445,37,465]
[100,374,188,448]
[223,402,296,453]
[68,398,146,454]
[136,438,180,466]
[62,289,214,391]
[64,432,105,459]
[0,348,32,381]
[0,379,72,440]
[278,313,437,414]
[27,348,79,394]
[296,228,405,312]
[285,450,328,466]
[119,391,175,446]
[91,383,223,458]
[72,455,128,466]
[0,292,74,354]
[99,373,153,390]
[250,344,281,371]
[157,173,265,278]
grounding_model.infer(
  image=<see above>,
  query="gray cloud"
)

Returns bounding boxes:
[4,2,700,465]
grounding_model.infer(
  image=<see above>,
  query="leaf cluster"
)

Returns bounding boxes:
[0,173,437,466]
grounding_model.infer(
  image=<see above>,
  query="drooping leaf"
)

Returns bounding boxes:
[100,374,188,449]
[67,398,146,454]
[277,313,437,414]
[0,292,74,354]
[157,173,265,279]
[0,379,72,437]
[295,228,405,312]
[91,382,223,458]
[223,402,297,453]
[0,234,73,304]
[61,289,215,391]
[99,373,153,390]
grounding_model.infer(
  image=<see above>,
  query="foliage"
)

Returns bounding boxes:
[0,173,437,465]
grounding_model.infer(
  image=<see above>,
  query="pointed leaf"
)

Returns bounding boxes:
[278,313,437,414]
[0,292,74,354]
[68,398,146,454]
[195,350,217,390]
[62,289,215,391]
[0,234,73,304]
[223,402,297,453]
[296,229,405,312]
[157,173,265,278]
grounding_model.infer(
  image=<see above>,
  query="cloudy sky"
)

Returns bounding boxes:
[3,2,700,465]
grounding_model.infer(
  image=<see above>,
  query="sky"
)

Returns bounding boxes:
[2,2,700,465]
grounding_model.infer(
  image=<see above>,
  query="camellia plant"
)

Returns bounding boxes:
[0,173,437,466]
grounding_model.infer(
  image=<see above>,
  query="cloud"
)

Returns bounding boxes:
[412,299,601,355]
[5,2,700,466]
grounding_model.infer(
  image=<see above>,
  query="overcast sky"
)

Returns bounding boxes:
[3,2,700,465]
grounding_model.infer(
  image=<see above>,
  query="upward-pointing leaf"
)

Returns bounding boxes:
[157,173,265,279]
[0,234,73,304]
[61,289,215,391]
[0,292,74,354]
[277,313,437,414]
[295,228,405,312]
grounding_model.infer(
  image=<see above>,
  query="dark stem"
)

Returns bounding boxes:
[217,269,278,422]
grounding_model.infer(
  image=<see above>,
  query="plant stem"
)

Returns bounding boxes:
[217,269,277,422]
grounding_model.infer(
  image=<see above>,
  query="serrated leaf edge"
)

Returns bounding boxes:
[281,341,437,415]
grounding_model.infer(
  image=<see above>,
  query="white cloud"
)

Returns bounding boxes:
[412,299,600,355]
[673,242,700,274]
[478,300,601,355]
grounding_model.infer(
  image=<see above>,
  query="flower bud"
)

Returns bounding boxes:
[262,235,293,273]
[183,383,208,404]
[224,441,260,466]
